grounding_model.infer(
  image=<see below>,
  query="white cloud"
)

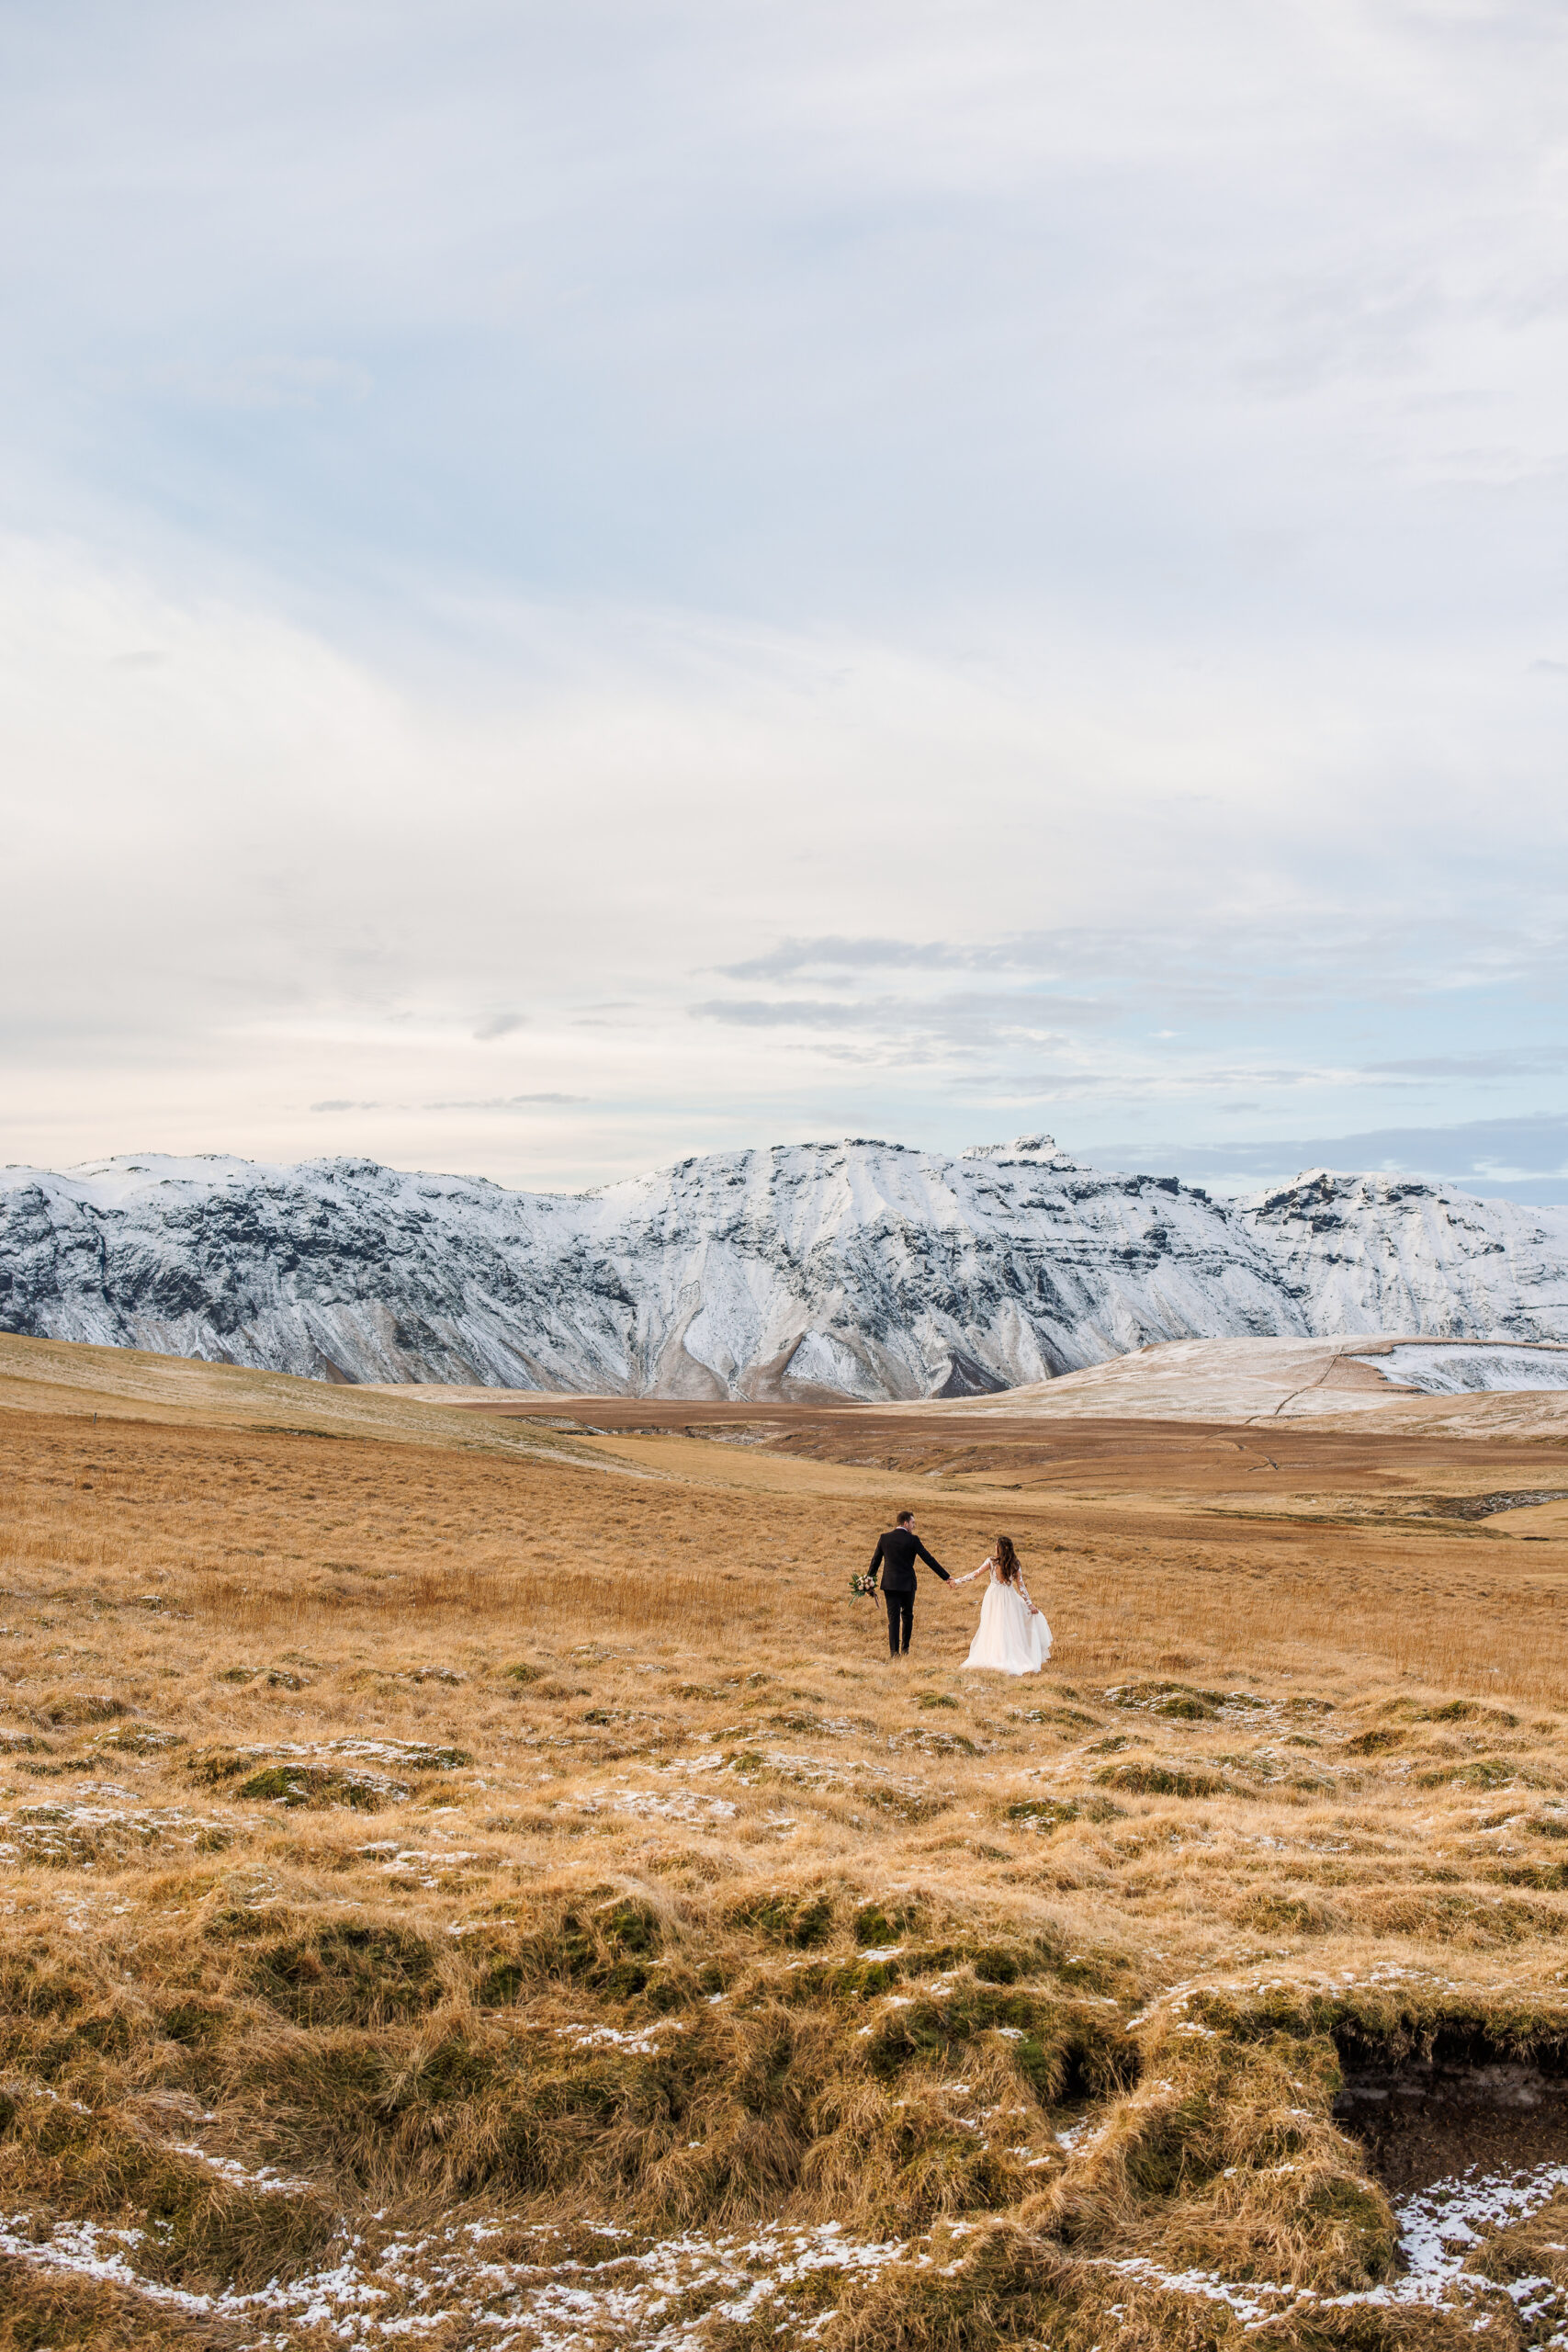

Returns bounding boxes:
[0,525,1563,1186]
[2,6,1567,1188]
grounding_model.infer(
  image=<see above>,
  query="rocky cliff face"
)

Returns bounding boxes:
[3,1136,1565,1398]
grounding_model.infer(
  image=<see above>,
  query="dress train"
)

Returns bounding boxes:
[961,1574,1051,1674]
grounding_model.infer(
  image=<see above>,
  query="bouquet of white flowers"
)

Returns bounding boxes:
[848,1568,879,1601]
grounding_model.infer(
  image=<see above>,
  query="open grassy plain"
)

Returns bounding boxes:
[6,1332,1568,2348]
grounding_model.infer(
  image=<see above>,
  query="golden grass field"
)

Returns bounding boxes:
[6,1330,1568,2350]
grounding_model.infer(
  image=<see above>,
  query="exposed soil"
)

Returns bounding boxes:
[1336,2039,1568,2192]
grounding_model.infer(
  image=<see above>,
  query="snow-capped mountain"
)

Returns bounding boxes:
[3,1136,1566,1399]
[1244,1168,1568,1342]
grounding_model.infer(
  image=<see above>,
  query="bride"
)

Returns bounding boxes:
[953,1536,1051,1674]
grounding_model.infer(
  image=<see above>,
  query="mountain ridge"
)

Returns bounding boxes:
[3,1134,1566,1398]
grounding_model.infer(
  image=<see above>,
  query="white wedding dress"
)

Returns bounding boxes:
[961,1567,1051,1675]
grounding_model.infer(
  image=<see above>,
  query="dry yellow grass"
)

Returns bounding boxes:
[5,1341,1568,2347]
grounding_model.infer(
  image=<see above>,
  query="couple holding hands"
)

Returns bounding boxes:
[863,1510,1052,1675]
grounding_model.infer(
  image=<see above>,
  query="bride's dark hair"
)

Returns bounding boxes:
[994,1535,1021,1584]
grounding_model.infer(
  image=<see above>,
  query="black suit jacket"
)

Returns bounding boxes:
[869,1526,949,1594]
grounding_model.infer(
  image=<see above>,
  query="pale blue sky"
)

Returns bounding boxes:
[3,2,1567,1195]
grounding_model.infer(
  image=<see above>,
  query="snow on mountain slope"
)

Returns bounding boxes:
[561,1137,1301,1398]
[1358,1341,1568,1393]
[1240,1170,1568,1342]
[2,1136,1565,1398]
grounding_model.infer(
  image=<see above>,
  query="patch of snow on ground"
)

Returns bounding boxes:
[359,1845,477,1881]
[0,2209,908,2348]
[552,2022,680,2055]
[611,1789,738,1824]
[1098,2160,1568,2337]
[1365,2161,1568,2310]
[1359,1343,1568,1394]
[167,2143,315,2196]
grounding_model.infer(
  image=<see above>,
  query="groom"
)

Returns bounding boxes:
[868,1510,950,1659]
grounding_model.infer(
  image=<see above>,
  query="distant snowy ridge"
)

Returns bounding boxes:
[3,1135,1567,1399]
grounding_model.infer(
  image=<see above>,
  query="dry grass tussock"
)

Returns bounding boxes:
[5,1366,1568,2347]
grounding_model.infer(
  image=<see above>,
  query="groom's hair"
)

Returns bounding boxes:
[895,1510,914,1525]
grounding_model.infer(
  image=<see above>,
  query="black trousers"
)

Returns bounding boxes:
[885,1588,914,1655]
